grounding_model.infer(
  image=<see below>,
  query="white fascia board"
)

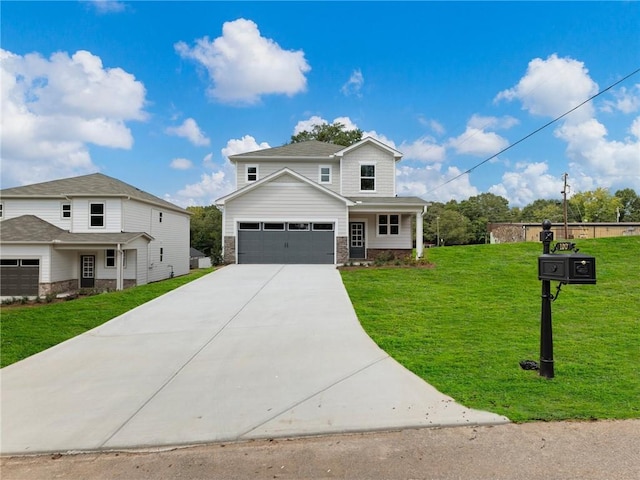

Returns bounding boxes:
[334,137,403,160]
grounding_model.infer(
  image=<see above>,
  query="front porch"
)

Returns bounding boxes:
[346,197,429,263]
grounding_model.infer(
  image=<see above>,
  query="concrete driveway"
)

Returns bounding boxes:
[0,265,507,455]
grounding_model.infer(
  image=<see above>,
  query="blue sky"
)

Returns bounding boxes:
[2,1,639,208]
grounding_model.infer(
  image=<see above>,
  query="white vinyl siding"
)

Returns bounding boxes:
[354,213,413,249]
[71,199,122,233]
[224,175,348,237]
[235,160,341,193]
[340,144,396,197]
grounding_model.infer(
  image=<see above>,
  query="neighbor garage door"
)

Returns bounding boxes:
[237,222,334,264]
[0,259,40,296]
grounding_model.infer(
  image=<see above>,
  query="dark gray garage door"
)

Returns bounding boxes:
[238,222,334,264]
[0,259,40,296]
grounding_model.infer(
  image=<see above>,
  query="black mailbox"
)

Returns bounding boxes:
[538,253,596,284]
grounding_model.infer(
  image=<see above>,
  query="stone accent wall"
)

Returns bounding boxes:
[224,236,236,264]
[336,236,349,264]
[39,279,77,297]
[366,249,413,261]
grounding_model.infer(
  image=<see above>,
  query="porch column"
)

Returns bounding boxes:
[416,210,424,258]
[116,244,123,290]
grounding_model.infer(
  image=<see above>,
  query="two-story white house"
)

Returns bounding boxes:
[0,173,191,298]
[215,137,429,264]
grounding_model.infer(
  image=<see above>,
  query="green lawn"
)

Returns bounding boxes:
[340,237,640,422]
[0,268,214,368]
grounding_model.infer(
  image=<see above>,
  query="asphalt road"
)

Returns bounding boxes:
[2,420,638,480]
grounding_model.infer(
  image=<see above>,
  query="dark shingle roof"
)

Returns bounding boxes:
[0,215,152,244]
[0,173,188,214]
[230,140,345,160]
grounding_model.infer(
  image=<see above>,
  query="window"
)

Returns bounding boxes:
[288,223,310,231]
[159,212,163,223]
[90,203,105,227]
[246,165,258,182]
[378,214,400,235]
[61,203,71,219]
[160,247,164,262]
[106,249,116,267]
[263,223,285,231]
[239,222,260,230]
[21,259,40,266]
[360,164,376,191]
[319,166,332,184]
[0,202,3,218]
[0,259,18,266]
[312,223,334,231]
[104,250,126,268]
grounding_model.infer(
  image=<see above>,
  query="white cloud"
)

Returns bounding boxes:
[448,127,509,157]
[0,48,146,187]
[398,137,446,163]
[495,53,598,123]
[83,0,127,14]
[170,158,193,170]
[293,115,360,136]
[601,84,640,114]
[221,135,270,159]
[341,69,364,97]
[175,18,310,104]
[488,161,564,207]
[396,164,479,203]
[165,118,210,146]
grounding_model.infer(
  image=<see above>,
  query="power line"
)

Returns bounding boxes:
[425,66,640,196]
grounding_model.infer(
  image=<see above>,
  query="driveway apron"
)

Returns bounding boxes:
[0,265,507,454]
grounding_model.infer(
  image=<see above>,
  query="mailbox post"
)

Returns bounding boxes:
[536,220,596,379]
[539,220,554,378]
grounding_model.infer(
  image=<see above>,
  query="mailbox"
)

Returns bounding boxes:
[538,253,596,284]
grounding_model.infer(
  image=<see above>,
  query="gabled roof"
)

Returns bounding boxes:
[229,140,345,161]
[0,173,189,214]
[0,215,153,245]
[216,168,355,206]
[335,136,403,160]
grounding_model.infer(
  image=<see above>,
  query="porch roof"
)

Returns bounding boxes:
[347,196,430,210]
[0,215,153,245]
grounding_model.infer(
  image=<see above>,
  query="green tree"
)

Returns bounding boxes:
[614,188,640,221]
[187,205,223,264]
[519,199,564,223]
[437,209,474,245]
[569,188,623,222]
[458,193,511,243]
[289,122,363,146]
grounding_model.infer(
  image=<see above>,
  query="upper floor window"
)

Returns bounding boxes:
[159,212,163,223]
[90,203,105,227]
[61,203,71,219]
[246,165,258,183]
[360,164,376,191]
[319,166,332,184]
[378,214,400,235]
[0,202,3,218]
[160,247,164,262]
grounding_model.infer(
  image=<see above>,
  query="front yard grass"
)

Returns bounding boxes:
[340,237,640,422]
[0,268,214,368]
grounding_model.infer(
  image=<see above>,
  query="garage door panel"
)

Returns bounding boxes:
[0,261,39,296]
[238,224,334,264]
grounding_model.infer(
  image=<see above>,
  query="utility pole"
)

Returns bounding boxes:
[561,173,569,239]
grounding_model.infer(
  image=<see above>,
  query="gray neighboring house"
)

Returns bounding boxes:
[0,173,191,298]
[215,137,429,264]
[190,247,212,269]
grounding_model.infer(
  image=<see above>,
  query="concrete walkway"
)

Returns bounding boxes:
[0,265,507,455]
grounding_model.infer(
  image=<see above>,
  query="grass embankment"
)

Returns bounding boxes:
[340,237,640,422]
[0,268,214,368]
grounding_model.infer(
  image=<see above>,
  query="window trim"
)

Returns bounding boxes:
[378,214,400,236]
[61,202,72,219]
[246,165,258,183]
[89,202,105,228]
[288,222,310,231]
[318,165,332,184]
[360,163,376,192]
[238,222,261,231]
[105,249,116,268]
